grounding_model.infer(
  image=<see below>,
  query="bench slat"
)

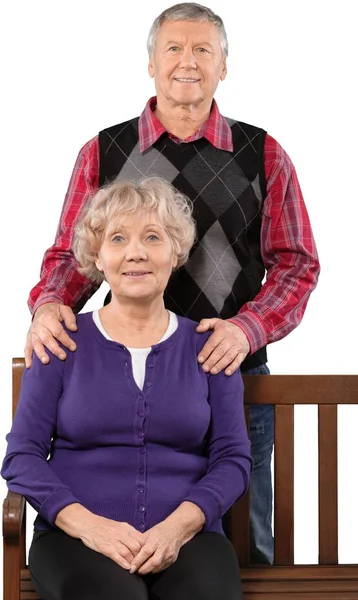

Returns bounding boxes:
[274,404,294,565]
[231,405,251,567]
[318,404,338,564]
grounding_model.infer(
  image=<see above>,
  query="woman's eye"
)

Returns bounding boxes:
[147,234,159,241]
[112,235,124,242]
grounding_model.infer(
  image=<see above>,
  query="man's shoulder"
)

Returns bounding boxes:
[99,116,140,137]
[224,116,266,136]
[224,118,284,156]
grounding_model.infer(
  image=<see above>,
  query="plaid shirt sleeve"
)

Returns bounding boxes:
[28,137,100,314]
[228,134,320,354]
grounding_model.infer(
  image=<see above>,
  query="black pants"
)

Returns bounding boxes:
[29,529,243,600]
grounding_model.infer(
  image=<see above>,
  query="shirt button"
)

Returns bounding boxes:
[139,468,144,475]
[146,382,152,387]
[139,448,146,455]
[139,505,145,512]
[139,523,145,531]
[138,431,144,439]
[148,363,154,368]
[138,411,145,418]
[138,486,144,493]
[137,394,142,400]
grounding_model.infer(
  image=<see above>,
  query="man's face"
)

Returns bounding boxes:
[148,19,227,108]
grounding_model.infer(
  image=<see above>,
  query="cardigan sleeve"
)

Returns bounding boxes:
[1,354,80,526]
[184,369,252,529]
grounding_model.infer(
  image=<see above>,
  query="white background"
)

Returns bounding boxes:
[1,0,357,589]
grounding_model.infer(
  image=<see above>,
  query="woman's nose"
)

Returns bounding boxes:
[125,240,147,261]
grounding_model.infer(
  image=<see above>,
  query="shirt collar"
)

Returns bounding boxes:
[138,96,234,153]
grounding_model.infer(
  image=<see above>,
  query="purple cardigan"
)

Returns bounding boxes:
[2,313,252,534]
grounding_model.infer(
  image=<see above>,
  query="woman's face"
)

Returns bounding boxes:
[95,211,178,304]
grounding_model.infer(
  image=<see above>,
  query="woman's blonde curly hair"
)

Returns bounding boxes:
[73,177,196,284]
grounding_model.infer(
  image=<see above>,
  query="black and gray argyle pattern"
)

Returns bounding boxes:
[99,117,267,370]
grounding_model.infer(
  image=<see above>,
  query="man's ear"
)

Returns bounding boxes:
[148,58,155,78]
[220,58,227,81]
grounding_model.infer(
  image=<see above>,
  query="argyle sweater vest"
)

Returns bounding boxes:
[99,118,267,370]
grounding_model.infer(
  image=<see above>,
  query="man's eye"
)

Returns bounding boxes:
[168,46,179,52]
[196,47,209,53]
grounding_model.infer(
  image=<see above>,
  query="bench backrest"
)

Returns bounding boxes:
[233,373,358,566]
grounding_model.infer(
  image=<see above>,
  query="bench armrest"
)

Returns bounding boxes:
[3,490,25,539]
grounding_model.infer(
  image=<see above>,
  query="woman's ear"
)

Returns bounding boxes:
[95,258,103,272]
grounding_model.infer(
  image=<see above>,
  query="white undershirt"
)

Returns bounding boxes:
[92,310,178,390]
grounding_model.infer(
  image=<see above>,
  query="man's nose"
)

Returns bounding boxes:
[179,47,197,69]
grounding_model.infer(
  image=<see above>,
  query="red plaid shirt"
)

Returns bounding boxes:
[29,97,320,354]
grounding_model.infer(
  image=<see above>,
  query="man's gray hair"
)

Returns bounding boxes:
[147,2,228,58]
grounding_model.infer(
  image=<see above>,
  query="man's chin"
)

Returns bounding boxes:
[170,93,203,106]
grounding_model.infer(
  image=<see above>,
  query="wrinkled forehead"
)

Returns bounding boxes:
[106,209,164,235]
[156,19,222,49]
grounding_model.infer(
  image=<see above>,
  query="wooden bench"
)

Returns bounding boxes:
[3,359,358,599]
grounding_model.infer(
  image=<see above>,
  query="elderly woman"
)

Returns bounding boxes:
[2,178,251,600]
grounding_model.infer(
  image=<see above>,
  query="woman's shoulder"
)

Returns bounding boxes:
[176,315,212,349]
[60,311,102,359]
[62,311,94,338]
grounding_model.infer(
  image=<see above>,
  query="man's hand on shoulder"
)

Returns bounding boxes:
[196,318,250,375]
[25,302,78,368]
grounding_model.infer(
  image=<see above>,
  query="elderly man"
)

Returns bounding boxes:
[25,2,320,565]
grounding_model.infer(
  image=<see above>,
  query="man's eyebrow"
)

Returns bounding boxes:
[163,40,214,48]
[164,40,182,46]
[194,41,214,47]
